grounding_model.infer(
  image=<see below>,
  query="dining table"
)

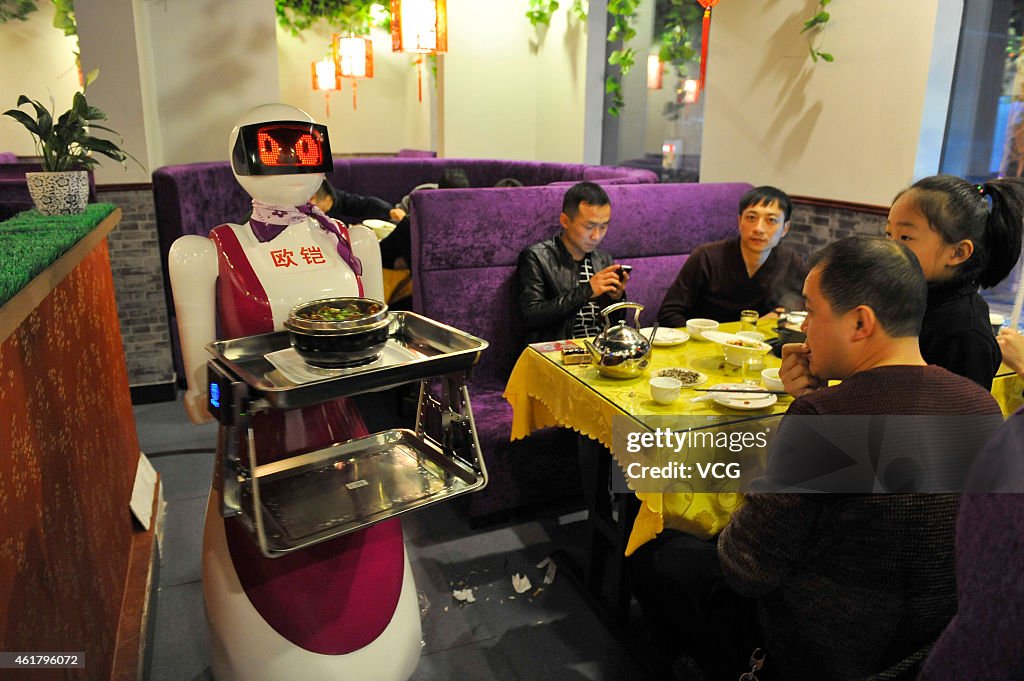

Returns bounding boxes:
[502,318,1024,622]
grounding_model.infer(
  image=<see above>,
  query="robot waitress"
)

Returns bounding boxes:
[168,104,421,681]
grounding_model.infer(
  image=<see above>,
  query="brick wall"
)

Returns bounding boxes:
[785,200,888,262]
[99,187,176,397]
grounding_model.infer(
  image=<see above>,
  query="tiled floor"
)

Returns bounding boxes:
[134,393,657,681]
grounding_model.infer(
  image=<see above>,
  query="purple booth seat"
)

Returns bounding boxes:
[152,159,655,388]
[410,182,752,523]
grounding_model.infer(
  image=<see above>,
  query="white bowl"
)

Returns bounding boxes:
[761,367,784,392]
[703,330,773,367]
[649,376,682,405]
[685,318,719,340]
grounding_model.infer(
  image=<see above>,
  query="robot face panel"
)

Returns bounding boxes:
[232,121,333,176]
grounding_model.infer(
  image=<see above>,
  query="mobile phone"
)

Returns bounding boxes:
[618,264,633,278]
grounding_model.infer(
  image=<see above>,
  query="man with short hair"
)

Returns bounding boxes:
[517,182,628,344]
[657,185,807,326]
[718,236,1003,680]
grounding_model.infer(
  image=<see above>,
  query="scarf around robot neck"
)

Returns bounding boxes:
[247,200,363,276]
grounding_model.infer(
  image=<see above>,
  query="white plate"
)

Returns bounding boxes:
[706,383,778,410]
[701,330,772,352]
[642,327,690,347]
[656,368,707,388]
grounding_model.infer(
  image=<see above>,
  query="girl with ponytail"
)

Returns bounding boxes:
[885,174,1024,389]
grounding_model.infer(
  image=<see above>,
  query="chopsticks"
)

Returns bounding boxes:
[692,387,790,395]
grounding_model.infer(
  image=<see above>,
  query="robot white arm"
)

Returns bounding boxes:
[169,234,219,425]
[348,223,385,303]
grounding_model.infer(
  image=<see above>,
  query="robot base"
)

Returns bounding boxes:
[201,494,422,681]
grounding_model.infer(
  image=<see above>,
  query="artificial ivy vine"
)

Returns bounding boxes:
[802,0,834,63]
[275,0,389,38]
[605,0,641,116]
[526,0,586,28]
[0,0,75,36]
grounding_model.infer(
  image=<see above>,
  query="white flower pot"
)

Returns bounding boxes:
[25,170,90,216]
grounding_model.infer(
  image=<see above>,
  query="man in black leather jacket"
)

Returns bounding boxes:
[517,182,628,344]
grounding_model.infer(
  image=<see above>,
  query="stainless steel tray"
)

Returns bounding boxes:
[207,311,488,409]
[239,428,483,555]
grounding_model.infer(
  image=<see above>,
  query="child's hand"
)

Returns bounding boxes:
[997,327,1024,377]
[780,342,823,397]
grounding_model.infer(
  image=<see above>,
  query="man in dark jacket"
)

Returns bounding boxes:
[310,179,393,224]
[517,182,628,344]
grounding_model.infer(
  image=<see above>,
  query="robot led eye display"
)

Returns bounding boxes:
[256,128,323,167]
[232,120,333,176]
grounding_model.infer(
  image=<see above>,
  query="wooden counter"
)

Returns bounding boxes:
[0,208,159,680]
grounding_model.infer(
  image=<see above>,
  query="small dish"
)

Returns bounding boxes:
[649,376,682,405]
[656,367,707,388]
[761,367,785,392]
[686,318,719,340]
[705,383,778,411]
[641,327,689,347]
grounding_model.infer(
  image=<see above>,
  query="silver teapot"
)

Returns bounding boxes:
[584,302,655,379]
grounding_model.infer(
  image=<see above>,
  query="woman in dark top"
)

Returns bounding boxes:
[885,175,1024,389]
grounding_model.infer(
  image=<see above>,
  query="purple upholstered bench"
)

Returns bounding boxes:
[410,181,753,522]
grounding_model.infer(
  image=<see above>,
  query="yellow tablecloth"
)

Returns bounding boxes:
[504,321,789,554]
[504,321,1024,555]
[992,369,1024,416]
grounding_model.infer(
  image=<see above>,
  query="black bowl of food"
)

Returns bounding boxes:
[285,297,391,368]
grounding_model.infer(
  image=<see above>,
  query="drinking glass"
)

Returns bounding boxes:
[740,309,758,333]
[742,354,765,385]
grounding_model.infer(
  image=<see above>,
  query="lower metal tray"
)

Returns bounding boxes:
[240,428,483,555]
[207,311,488,410]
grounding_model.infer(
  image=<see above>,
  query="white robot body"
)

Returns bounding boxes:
[167,103,419,681]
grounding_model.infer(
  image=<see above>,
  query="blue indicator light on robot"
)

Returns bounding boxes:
[210,382,221,409]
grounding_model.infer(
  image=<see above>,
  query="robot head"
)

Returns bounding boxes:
[229,103,333,207]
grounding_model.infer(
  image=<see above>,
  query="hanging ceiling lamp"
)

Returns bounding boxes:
[311,56,341,116]
[333,34,374,110]
[390,0,447,102]
[390,0,447,53]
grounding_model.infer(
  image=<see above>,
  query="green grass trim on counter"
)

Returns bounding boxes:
[0,203,116,307]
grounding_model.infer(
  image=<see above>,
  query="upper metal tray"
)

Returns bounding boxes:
[207,311,488,410]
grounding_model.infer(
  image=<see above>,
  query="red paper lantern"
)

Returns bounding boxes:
[311,57,341,116]
[334,35,374,110]
[391,0,447,103]
[390,0,447,54]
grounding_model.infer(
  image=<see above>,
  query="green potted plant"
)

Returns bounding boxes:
[3,70,136,215]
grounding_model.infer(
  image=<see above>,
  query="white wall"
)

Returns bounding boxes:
[143,0,280,167]
[76,0,154,184]
[0,5,81,158]
[442,0,589,161]
[700,0,955,206]
[277,25,432,153]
